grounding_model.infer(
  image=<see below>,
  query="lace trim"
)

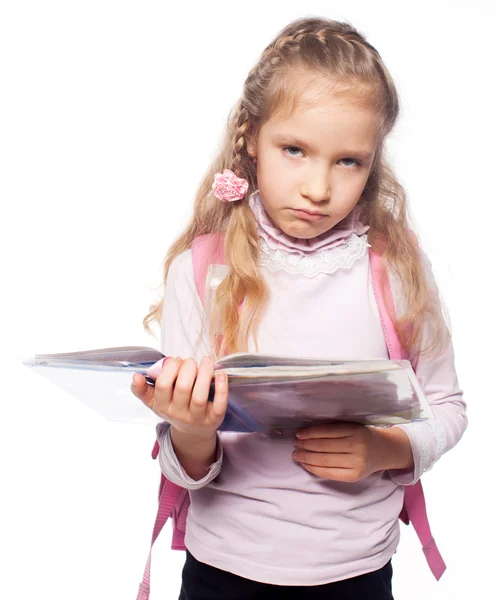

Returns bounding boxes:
[431,418,448,466]
[395,417,448,479]
[258,233,370,278]
[409,421,432,475]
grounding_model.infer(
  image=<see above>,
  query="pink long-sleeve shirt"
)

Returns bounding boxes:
[155,191,467,585]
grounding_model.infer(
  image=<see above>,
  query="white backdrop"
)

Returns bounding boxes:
[1,1,494,599]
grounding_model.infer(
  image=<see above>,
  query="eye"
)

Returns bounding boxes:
[340,158,362,168]
[282,146,305,158]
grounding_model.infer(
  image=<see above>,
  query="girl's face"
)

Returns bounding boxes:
[247,85,380,239]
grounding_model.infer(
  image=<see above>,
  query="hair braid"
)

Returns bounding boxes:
[265,22,380,60]
[231,104,252,180]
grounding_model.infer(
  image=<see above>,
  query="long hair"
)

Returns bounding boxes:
[144,17,450,362]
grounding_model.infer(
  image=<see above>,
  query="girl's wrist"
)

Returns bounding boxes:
[170,426,219,481]
[372,426,414,472]
[170,425,217,445]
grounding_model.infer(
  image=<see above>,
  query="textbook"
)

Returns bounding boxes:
[23,346,433,435]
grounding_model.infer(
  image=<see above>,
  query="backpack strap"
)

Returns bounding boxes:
[369,249,446,580]
[369,249,407,361]
[402,477,447,580]
[137,445,188,600]
[191,231,226,304]
[192,231,238,355]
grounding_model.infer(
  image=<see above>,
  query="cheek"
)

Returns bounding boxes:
[334,173,369,199]
[257,153,290,189]
[328,176,368,215]
[259,149,286,175]
[257,173,281,207]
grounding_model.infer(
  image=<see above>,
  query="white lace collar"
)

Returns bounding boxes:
[258,233,370,278]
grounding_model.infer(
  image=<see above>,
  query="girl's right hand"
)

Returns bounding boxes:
[131,356,229,440]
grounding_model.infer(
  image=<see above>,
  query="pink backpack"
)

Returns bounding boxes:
[136,232,446,599]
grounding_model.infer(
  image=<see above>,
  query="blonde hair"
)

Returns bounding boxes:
[144,17,450,362]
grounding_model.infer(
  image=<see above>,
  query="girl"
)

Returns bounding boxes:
[132,16,467,600]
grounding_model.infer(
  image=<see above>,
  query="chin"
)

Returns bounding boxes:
[281,222,331,239]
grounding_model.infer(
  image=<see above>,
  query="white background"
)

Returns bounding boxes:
[1,1,494,598]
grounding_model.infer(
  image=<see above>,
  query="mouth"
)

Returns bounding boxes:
[290,208,326,221]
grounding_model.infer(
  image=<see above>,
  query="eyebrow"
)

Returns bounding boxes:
[272,134,374,160]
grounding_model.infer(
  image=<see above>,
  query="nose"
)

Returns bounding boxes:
[300,165,331,204]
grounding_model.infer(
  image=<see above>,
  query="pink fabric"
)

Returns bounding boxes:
[402,479,446,580]
[136,464,188,599]
[191,231,225,305]
[136,233,447,597]
[369,249,407,361]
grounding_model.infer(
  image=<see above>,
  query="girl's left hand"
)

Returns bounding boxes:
[292,422,412,482]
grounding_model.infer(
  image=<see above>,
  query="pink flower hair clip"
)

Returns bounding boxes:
[212,169,249,202]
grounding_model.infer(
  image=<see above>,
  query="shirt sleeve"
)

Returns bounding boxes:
[156,421,224,490]
[155,249,224,489]
[386,247,468,485]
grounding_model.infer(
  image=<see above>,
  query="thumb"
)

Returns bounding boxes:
[131,372,155,406]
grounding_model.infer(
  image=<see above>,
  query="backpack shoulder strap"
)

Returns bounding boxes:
[191,232,226,305]
[369,248,406,360]
[369,247,446,581]
[137,473,187,599]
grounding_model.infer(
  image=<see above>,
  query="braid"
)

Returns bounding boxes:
[231,104,250,179]
[266,22,380,59]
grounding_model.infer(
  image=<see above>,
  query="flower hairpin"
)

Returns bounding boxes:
[212,169,249,202]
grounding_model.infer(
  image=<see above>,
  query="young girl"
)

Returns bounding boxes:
[132,16,467,600]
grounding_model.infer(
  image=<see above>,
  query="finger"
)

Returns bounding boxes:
[207,370,229,425]
[154,357,184,413]
[293,437,354,453]
[170,358,198,411]
[131,372,156,407]
[293,450,356,470]
[146,356,173,380]
[189,356,214,421]
[296,422,359,440]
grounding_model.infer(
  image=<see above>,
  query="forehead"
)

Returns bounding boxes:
[261,82,380,153]
[269,70,377,119]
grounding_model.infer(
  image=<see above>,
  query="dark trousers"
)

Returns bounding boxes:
[178,549,394,600]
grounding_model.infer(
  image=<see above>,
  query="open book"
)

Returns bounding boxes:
[23,346,433,435]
